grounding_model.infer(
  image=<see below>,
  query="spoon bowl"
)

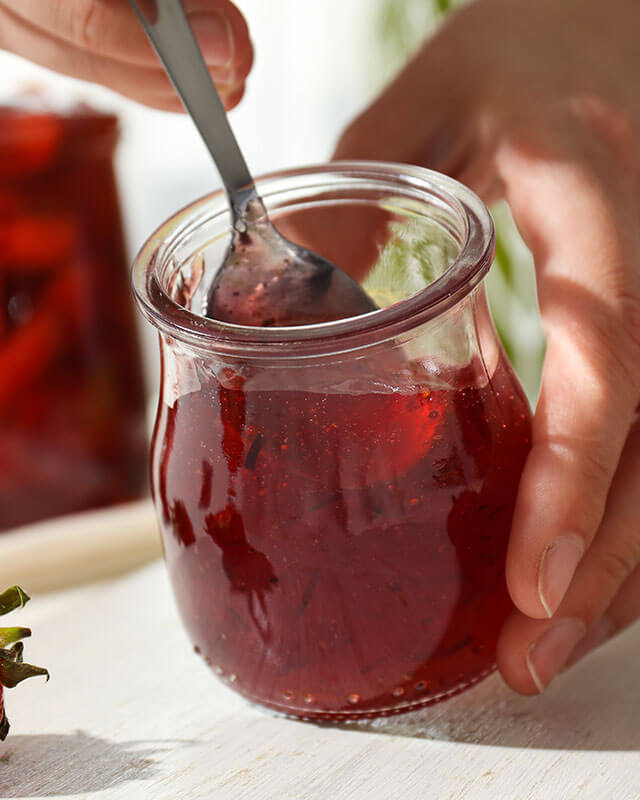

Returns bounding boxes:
[207,196,377,326]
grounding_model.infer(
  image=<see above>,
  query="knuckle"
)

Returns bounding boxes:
[597,541,640,587]
[568,96,639,174]
[618,293,640,374]
[333,124,360,160]
[604,613,622,637]
[578,286,640,398]
[333,114,381,161]
[537,438,611,534]
[580,444,613,486]
[601,298,640,394]
[70,0,99,52]
[549,437,612,489]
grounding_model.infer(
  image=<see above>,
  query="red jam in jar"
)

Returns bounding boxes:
[0,103,147,531]
[134,164,532,719]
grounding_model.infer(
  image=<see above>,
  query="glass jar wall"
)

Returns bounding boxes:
[134,163,531,719]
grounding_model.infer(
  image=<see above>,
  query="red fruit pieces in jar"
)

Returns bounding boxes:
[154,353,531,718]
[220,386,445,492]
[0,112,62,177]
[0,216,77,270]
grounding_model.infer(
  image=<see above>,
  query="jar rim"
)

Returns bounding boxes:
[132,161,495,357]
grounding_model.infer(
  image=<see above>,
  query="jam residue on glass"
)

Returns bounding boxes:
[0,104,147,531]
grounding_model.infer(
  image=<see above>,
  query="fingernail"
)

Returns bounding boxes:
[190,12,235,68]
[526,618,587,692]
[538,533,585,617]
[566,614,615,668]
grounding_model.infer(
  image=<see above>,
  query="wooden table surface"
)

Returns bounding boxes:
[1,530,639,799]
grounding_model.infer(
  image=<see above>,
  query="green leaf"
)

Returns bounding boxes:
[493,234,516,290]
[0,586,47,741]
[362,213,458,305]
[0,646,49,688]
[0,587,30,616]
[435,0,454,14]
[0,627,31,648]
[492,315,516,364]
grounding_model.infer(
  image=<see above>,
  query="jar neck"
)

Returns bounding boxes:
[134,162,495,361]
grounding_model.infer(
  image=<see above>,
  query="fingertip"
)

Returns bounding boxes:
[565,614,615,667]
[332,119,368,161]
[222,38,254,86]
[497,611,587,695]
[216,0,252,50]
[332,103,409,162]
[505,533,550,621]
[537,533,585,617]
[331,123,364,161]
[212,0,253,76]
[496,612,545,695]
[187,0,253,76]
[505,449,579,621]
[222,84,246,111]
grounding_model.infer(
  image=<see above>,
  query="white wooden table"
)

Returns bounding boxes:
[1,505,639,800]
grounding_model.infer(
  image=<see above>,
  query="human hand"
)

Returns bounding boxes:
[0,0,252,110]
[335,0,640,694]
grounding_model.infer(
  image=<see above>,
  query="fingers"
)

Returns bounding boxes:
[332,12,482,173]
[0,0,253,111]
[339,71,640,636]
[567,561,640,666]
[498,415,640,694]
[327,0,640,698]
[497,118,640,623]
[0,0,247,66]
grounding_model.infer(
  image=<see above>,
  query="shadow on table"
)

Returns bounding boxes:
[316,622,640,752]
[0,730,190,797]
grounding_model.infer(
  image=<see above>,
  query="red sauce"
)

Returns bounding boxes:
[153,351,530,718]
[0,106,147,530]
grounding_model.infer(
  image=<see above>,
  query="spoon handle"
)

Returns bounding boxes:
[128,0,257,221]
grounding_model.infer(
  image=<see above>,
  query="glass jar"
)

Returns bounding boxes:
[133,162,531,720]
[0,103,148,531]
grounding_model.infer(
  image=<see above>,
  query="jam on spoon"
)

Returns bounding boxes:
[128,0,377,326]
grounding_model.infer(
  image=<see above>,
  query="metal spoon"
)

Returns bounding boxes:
[128,0,377,326]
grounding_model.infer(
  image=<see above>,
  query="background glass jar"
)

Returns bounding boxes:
[0,102,148,531]
[133,163,531,720]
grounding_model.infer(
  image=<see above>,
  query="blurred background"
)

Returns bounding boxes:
[0,0,544,400]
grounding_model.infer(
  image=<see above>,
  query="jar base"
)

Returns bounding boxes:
[213,664,497,722]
